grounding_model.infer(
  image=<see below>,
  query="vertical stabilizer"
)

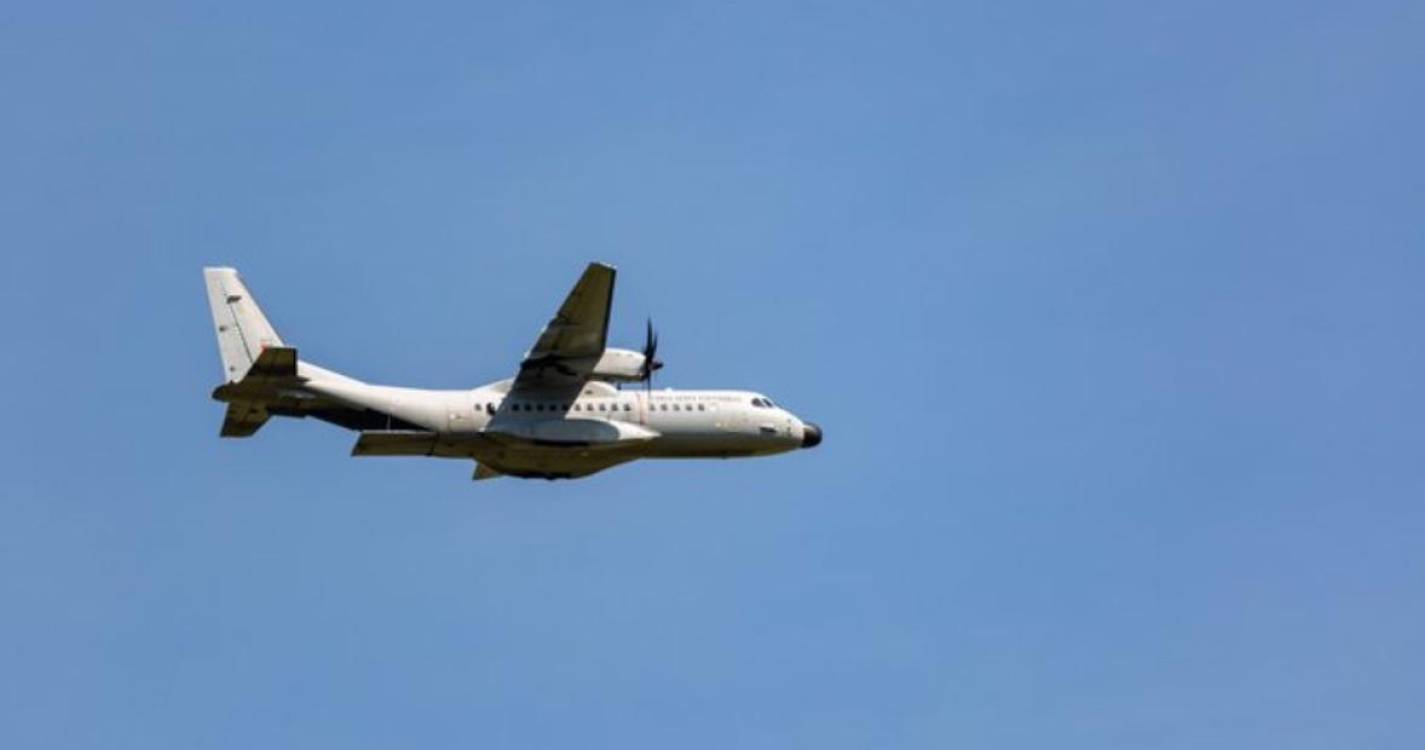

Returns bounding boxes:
[204,267,284,383]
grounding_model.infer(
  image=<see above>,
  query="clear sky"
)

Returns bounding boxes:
[3,2,1423,747]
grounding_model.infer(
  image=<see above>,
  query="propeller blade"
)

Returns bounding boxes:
[642,317,661,392]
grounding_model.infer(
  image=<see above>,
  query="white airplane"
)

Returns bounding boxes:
[204,263,822,480]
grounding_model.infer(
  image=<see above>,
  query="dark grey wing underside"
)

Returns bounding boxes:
[509,262,615,397]
[351,429,637,480]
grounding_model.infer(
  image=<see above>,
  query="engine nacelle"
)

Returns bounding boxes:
[590,348,650,383]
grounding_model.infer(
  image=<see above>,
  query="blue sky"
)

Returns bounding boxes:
[3,1,1423,747]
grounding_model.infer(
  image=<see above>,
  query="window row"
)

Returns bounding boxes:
[489,402,632,413]
[655,403,707,412]
[480,401,711,414]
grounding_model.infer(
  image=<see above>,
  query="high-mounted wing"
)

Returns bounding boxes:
[510,262,616,394]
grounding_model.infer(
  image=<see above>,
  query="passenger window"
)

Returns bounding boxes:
[623,403,631,411]
[697,404,705,411]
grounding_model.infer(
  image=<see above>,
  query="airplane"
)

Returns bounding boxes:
[203,262,822,480]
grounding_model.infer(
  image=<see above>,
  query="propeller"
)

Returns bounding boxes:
[640,317,664,392]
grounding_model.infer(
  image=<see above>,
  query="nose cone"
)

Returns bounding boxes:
[801,422,823,448]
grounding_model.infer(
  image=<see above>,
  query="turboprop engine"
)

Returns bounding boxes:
[591,320,664,384]
[590,348,655,383]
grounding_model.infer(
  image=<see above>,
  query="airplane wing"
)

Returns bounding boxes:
[508,262,616,397]
[351,428,643,480]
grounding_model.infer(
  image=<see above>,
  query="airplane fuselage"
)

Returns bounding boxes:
[418,386,806,458]
[300,362,818,460]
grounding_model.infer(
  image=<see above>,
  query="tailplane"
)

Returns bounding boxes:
[203,268,377,439]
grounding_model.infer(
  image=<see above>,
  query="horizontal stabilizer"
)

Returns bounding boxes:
[245,346,298,379]
[221,401,270,438]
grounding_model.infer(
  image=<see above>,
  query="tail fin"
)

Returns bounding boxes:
[204,267,285,383]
